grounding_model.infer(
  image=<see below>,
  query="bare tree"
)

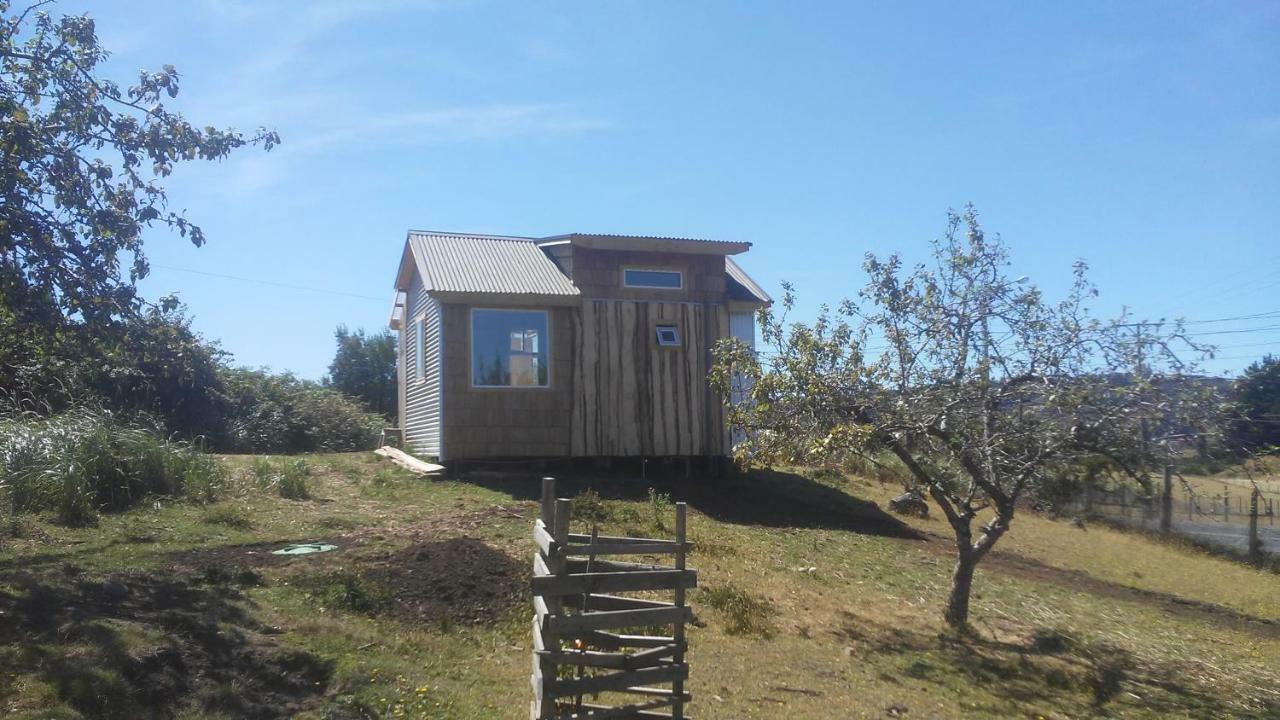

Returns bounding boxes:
[711,206,1212,627]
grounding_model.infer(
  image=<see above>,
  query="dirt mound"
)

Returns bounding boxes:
[363,537,525,626]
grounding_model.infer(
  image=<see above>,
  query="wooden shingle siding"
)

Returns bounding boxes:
[440,304,575,458]
[570,248,727,303]
[403,273,444,458]
[571,300,729,457]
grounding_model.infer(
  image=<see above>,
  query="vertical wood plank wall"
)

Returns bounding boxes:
[571,300,729,457]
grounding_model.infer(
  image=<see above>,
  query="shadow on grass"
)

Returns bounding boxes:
[458,464,920,540]
[0,564,332,719]
[834,611,1280,719]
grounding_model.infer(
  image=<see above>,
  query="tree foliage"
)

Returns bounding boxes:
[712,207,1216,627]
[1232,355,1280,451]
[325,325,397,419]
[0,0,277,327]
[220,367,382,453]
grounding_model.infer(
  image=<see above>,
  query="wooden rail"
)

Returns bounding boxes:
[531,478,695,720]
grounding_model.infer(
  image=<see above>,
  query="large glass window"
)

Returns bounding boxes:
[623,268,682,289]
[471,309,550,387]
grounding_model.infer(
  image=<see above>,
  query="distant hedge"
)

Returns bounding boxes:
[219,368,383,453]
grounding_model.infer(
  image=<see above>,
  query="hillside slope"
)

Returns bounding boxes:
[0,454,1276,719]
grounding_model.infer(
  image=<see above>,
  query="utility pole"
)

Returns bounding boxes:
[1134,322,1151,484]
[1160,465,1173,534]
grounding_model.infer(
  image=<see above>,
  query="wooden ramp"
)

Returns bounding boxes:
[375,446,445,475]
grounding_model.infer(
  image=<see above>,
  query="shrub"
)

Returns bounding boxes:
[648,487,673,533]
[571,488,610,525]
[293,570,388,615]
[0,408,227,525]
[202,502,253,529]
[251,456,312,500]
[219,368,382,453]
[1084,644,1133,707]
[697,583,778,637]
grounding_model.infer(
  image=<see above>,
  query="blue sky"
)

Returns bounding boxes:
[63,0,1279,379]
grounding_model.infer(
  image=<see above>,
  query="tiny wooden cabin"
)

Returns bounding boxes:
[387,231,769,462]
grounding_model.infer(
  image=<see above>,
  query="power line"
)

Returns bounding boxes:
[1212,340,1280,350]
[1190,325,1280,337]
[1182,309,1280,325]
[152,264,386,303]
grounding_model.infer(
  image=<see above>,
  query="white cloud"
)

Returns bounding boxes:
[177,0,606,195]
[295,103,608,151]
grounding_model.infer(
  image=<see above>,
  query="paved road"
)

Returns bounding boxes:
[1108,514,1280,554]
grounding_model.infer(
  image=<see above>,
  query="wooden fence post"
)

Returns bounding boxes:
[530,482,696,719]
[1249,488,1262,560]
[672,502,687,720]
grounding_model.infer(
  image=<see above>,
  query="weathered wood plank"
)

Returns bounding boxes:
[562,697,687,720]
[375,445,445,474]
[563,594,674,612]
[546,605,692,634]
[535,521,557,557]
[566,533,683,547]
[535,643,676,670]
[577,631,677,650]
[531,569,698,597]
[563,542,684,556]
[545,664,688,699]
[566,557,676,573]
[672,502,688,720]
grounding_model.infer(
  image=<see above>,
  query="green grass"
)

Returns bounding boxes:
[0,454,1277,719]
[0,409,227,525]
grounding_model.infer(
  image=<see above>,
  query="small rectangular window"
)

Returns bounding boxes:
[624,268,682,289]
[656,324,680,347]
[472,309,550,387]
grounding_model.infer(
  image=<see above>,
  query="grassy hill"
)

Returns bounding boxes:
[0,454,1276,719]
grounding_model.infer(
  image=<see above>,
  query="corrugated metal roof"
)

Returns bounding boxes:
[726,256,771,304]
[407,231,579,297]
[544,233,751,255]
[545,232,745,245]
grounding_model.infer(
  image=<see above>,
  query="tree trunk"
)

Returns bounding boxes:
[944,551,977,628]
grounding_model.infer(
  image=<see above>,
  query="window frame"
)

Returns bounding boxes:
[622,267,683,290]
[469,307,552,390]
[655,323,681,348]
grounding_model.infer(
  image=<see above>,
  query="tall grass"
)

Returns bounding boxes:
[0,409,226,526]
[251,456,312,500]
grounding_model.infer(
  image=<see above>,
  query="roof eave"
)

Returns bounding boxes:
[427,290,581,307]
[553,233,751,255]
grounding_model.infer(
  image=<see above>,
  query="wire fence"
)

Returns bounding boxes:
[1066,480,1279,555]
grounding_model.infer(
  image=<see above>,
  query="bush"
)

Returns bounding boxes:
[202,502,253,529]
[251,456,312,500]
[697,583,778,637]
[0,408,227,525]
[219,368,382,453]
[293,570,388,615]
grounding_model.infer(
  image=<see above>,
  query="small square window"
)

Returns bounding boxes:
[656,324,680,347]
